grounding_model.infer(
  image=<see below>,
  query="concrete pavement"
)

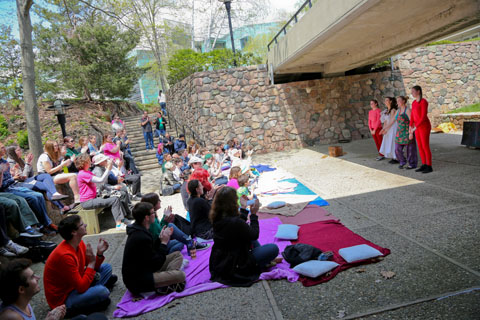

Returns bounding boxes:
[30,132,479,319]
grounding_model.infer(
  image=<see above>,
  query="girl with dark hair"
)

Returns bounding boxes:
[395,96,418,169]
[209,187,279,286]
[379,97,399,163]
[410,86,433,173]
[368,99,384,160]
[186,180,213,239]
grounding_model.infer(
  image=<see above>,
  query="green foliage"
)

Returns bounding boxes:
[9,99,22,108]
[427,37,480,46]
[136,102,157,113]
[17,130,29,149]
[34,1,144,100]
[167,49,262,85]
[0,25,22,101]
[447,102,480,114]
[0,115,9,139]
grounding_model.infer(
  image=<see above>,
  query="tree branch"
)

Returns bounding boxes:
[76,0,136,31]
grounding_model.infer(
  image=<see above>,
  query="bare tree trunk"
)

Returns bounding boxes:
[16,0,43,171]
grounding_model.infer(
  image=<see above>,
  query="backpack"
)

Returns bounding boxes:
[282,243,323,268]
[15,237,57,263]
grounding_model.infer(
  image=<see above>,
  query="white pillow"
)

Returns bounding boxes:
[293,260,339,278]
[338,244,382,263]
[275,224,300,240]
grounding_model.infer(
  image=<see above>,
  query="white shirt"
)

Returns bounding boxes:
[158,93,166,103]
[37,153,52,174]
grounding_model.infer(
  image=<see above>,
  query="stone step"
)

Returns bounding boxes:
[137,162,161,172]
[135,157,159,166]
[133,153,160,161]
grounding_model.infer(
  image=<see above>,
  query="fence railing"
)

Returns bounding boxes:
[267,0,314,52]
[165,105,206,147]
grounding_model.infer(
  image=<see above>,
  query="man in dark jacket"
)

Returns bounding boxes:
[122,202,186,295]
[174,134,187,153]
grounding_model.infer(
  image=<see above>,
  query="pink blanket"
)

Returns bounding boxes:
[113,218,298,318]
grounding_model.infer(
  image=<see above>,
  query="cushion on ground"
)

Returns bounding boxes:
[293,260,339,278]
[267,201,286,209]
[275,224,300,240]
[338,244,383,263]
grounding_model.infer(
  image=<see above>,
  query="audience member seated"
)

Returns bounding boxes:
[44,215,117,318]
[209,188,279,286]
[172,158,183,182]
[0,258,67,320]
[75,153,129,231]
[180,170,192,211]
[156,143,165,165]
[0,193,43,238]
[122,202,186,296]
[226,166,241,189]
[111,114,124,132]
[77,136,91,154]
[37,140,80,204]
[214,145,226,164]
[188,156,212,192]
[174,134,187,153]
[161,162,181,196]
[187,143,200,159]
[88,135,100,156]
[1,143,57,235]
[161,154,172,173]
[186,180,214,240]
[113,129,139,175]
[162,133,174,155]
[237,174,255,205]
[0,204,29,257]
[91,154,132,220]
[63,136,80,173]
[101,133,124,171]
[178,149,190,171]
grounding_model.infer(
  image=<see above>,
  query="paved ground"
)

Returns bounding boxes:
[30,133,480,319]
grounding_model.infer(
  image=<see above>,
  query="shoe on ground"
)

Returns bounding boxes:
[5,240,29,255]
[40,227,56,236]
[51,193,69,200]
[122,218,133,225]
[415,164,427,172]
[116,223,127,231]
[20,229,43,238]
[398,164,405,169]
[155,281,186,295]
[105,274,118,291]
[375,156,385,161]
[48,223,58,231]
[195,242,211,251]
[0,246,17,257]
[406,165,416,170]
[132,195,142,201]
[389,159,399,164]
[422,165,433,174]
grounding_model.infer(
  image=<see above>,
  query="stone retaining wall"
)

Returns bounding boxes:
[437,113,480,130]
[396,41,480,126]
[167,67,405,152]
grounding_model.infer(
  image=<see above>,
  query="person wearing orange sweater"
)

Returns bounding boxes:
[368,99,384,160]
[43,215,117,318]
[409,85,433,173]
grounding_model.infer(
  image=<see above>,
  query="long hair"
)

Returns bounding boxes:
[385,97,398,114]
[6,145,25,169]
[229,166,241,180]
[102,132,110,145]
[44,140,60,162]
[412,85,423,99]
[209,187,239,224]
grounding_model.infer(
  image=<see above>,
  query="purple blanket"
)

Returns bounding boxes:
[113,218,299,318]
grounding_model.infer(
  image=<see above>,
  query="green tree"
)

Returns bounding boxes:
[0,25,23,101]
[35,0,143,100]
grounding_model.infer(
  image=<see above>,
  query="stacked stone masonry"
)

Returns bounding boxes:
[167,41,479,152]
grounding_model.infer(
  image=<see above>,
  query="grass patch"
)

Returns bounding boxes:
[427,37,480,46]
[447,102,480,114]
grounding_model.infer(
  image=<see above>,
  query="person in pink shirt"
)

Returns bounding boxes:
[368,99,385,160]
[102,133,124,168]
[226,166,241,190]
[75,153,129,231]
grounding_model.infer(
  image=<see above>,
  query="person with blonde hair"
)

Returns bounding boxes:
[37,140,80,205]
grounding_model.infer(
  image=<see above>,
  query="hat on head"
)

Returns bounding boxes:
[188,156,203,165]
[93,154,109,165]
[164,161,174,170]
[204,153,213,160]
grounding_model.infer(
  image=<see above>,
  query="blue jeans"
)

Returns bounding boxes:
[166,223,190,253]
[9,187,52,227]
[65,264,112,310]
[155,129,166,141]
[160,102,167,116]
[22,173,64,209]
[173,183,181,192]
[143,131,154,150]
[252,241,279,269]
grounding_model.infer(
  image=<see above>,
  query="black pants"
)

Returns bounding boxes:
[124,153,139,174]
[0,204,9,247]
[124,174,141,196]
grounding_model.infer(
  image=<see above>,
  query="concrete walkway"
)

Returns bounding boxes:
[30,133,479,319]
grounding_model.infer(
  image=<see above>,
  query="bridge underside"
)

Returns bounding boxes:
[268,0,480,79]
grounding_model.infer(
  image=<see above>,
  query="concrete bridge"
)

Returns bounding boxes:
[267,0,480,80]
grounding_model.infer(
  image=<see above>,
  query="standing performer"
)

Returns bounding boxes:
[409,86,433,173]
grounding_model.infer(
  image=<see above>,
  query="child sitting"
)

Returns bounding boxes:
[236,174,256,206]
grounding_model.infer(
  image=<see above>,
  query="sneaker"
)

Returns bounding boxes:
[398,164,405,169]
[20,229,43,238]
[415,164,427,172]
[40,227,57,236]
[388,159,399,164]
[105,274,118,291]
[51,193,69,200]
[132,195,142,202]
[116,223,127,231]
[155,281,186,295]
[422,165,433,174]
[375,156,385,161]
[0,246,17,257]
[5,240,29,255]
[406,165,416,170]
[195,242,211,251]
[122,219,133,225]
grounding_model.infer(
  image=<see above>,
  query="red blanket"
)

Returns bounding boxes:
[293,220,391,286]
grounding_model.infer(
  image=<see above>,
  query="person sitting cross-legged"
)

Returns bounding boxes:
[122,202,186,296]
[0,258,67,320]
[43,214,118,318]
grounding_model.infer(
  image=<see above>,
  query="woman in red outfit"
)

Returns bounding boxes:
[409,86,433,173]
[368,100,384,160]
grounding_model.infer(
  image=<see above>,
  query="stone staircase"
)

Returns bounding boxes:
[123,114,163,172]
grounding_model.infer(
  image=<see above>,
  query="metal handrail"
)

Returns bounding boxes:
[267,0,313,52]
[165,104,206,147]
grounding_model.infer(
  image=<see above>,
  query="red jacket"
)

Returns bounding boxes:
[410,98,431,128]
[43,240,104,308]
[368,108,382,131]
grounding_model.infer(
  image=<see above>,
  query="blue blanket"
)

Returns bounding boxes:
[279,178,329,207]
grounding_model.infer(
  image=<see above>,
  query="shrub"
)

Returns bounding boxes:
[0,115,10,139]
[17,130,28,149]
